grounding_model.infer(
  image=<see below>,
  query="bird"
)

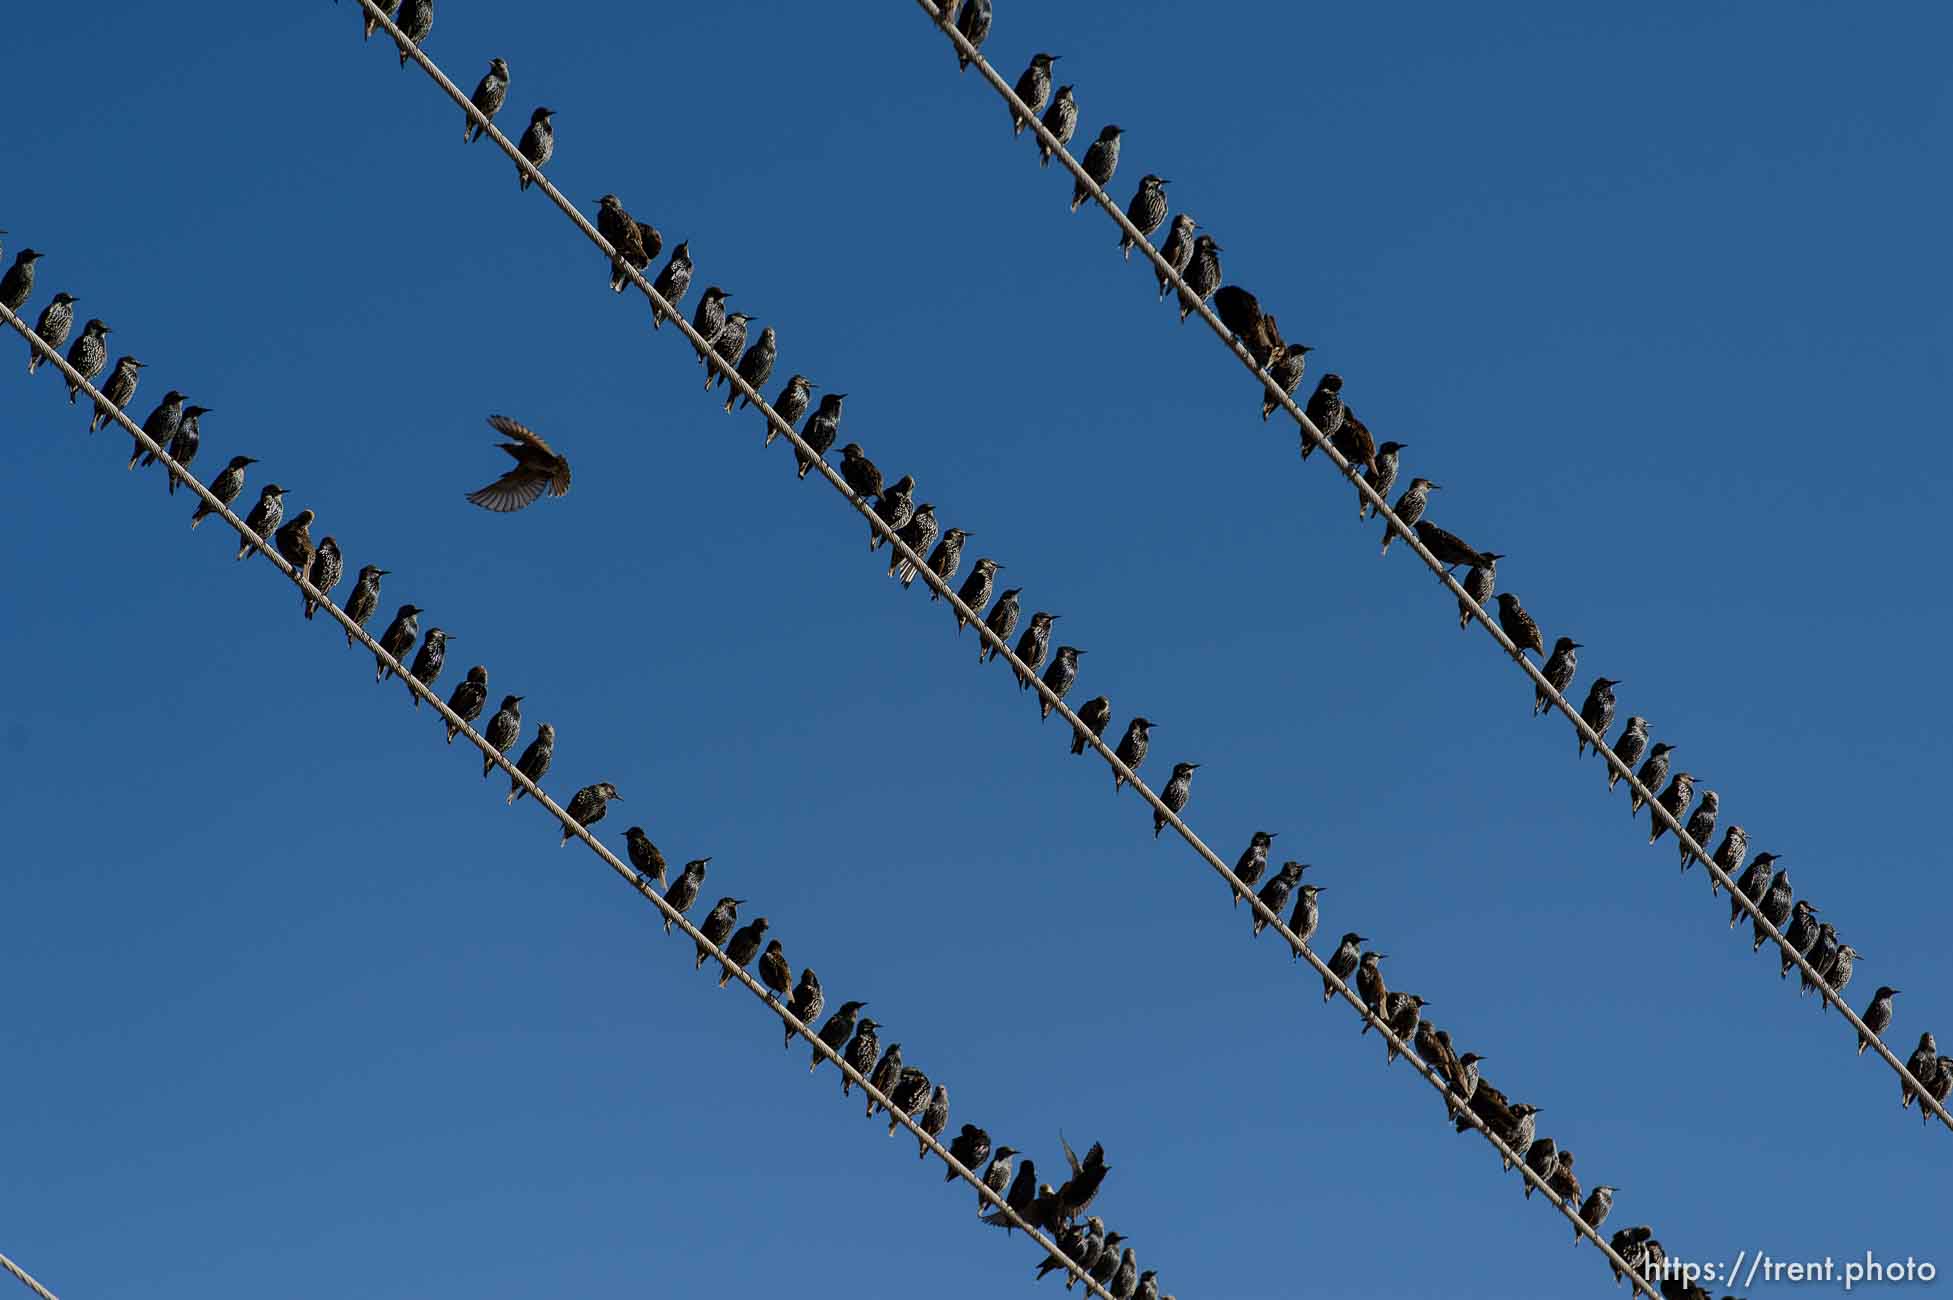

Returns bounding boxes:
[1901,1032,1939,1110]
[977,1143,1018,1211]
[1608,715,1649,787]
[1413,520,1484,572]
[304,536,343,622]
[917,1084,950,1155]
[192,454,256,531]
[1035,1219,1093,1286]
[704,313,753,391]
[798,393,845,480]
[1648,772,1695,846]
[1680,789,1719,872]
[1547,1150,1581,1207]
[1111,717,1152,793]
[1071,125,1123,213]
[650,241,694,329]
[480,695,522,778]
[1522,1137,1557,1199]
[839,443,883,500]
[757,939,792,1002]
[1254,861,1306,937]
[810,999,864,1073]
[1361,441,1406,519]
[515,107,554,190]
[1328,405,1381,478]
[560,782,620,847]
[465,415,571,512]
[1575,1186,1617,1244]
[236,484,286,563]
[63,318,110,405]
[1086,1234,1125,1292]
[664,859,709,935]
[464,58,508,142]
[1798,921,1839,998]
[869,474,917,551]
[338,563,386,645]
[987,1156,1037,1232]
[1261,343,1313,420]
[158,403,209,495]
[1823,940,1862,1010]
[1041,645,1082,719]
[594,194,652,293]
[1859,987,1899,1053]
[1751,864,1793,952]
[1502,1104,1541,1171]
[1155,213,1196,302]
[393,0,431,65]
[1056,1134,1109,1222]
[888,1066,933,1136]
[786,968,823,1047]
[1413,1020,1449,1077]
[0,248,41,313]
[946,1124,991,1182]
[129,389,183,471]
[719,915,769,989]
[1578,678,1620,758]
[1384,992,1430,1064]
[1495,592,1544,661]
[1728,850,1778,928]
[1299,374,1345,459]
[28,291,76,377]
[274,508,317,583]
[953,0,991,70]
[1457,550,1502,629]
[1120,175,1170,260]
[954,557,1001,634]
[374,603,422,681]
[1013,612,1057,689]
[1071,696,1112,756]
[979,587,1022,663]
[1178,234,1222,321]
[1630,742,1676,818]
[1106,1247,1138,1300]
[623,826,667,889]
[1449,1051,1486,1121]
[507,722,555,804]
[1039,84,1079,167]
[1380,478,1439,556]
[407,627,450,706]
[840,1016,881,1097]
[1324,933,1364,1002]
[1288,884,1324,952]
[690,287,730,362]
[891,505,940,583]
[1535,636,1580,716]
[439,665,490,744]
[866,1042,905,1119]
[694,896,744,971]
[1011,53,1057,136]
[726,327,775,412]
[1355,950,1390,1022]
[763,373,813,443]
[360,0,400,42]
[1154,761,1198,837]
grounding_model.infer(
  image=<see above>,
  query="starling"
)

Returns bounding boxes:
[1456,550,1501,629]
[974,1143,1020,1215]
[480,694,522,778]
[1055,1135,1109,1222]
[1495,591,1544,661]
[1797,920,1838,997]
[128,389,183,471]
[1380,478,1439,556]
[786,967,823,1046]
[1299,373,1345,459]
[1928,1056,1953,1123]
[1503,1104,1541,1171]
[1707,823,1748,896]
[650,241,694,329]
[1329,405,1381,478]
[1155,212,1196,301]
[1578,678,1620,758]
[665,858,709,935]
[1576,1186,1615,1243]
[1450,1051,1486,1120]
[515,106,554,190]
[797,392,845,480]
[507,722,555,804]
[342,563,386,644]
[891,504,940,584]
[1111,716,1152,793]
[1120,174,1169,260]
[1648,772,1695,846]
[1013,612,1057,689]
[840,1016,881,1097]
[1288,883,1324,952]
[1178,234,1222,322]
[559,782,620,847]
[1132,1272,1158,1300]
[810,998,863,1073]
[1680,789,1719,872]
[1041,645,1082,719]
[1608,715,1649,787]
[1036,1219,1092,1285]
[763,373,813,445]
[1548,1149,1581,1206]
[1359,439,1406,519]
[1011,52,1057,136]
[946,1124,991,1181]
[988,1157,1037,1232]
[719,915,769,988]
[274,508,316,581]
[954,557,1001,634]
[757,938,791,1002]
[361,0,400,41]
[1630,742,1676,818]
[690,286,730,362]
[305,535,343,622]
[704,313,753,391]
[1261,343,1313,420]
[953,0,990,70]
[1384,992,1429,1063]
[192,454,256,531]
[1355,950,1390,1026]
[868,472,916,549]
[979,586,1022,663]
[0,248,40,313]
[1751,864,1793,952]
[889,1065,933,1136]
[726,326,775,412]
[28,291,76,377]
[694,896,744,970]
[838,442,883,500]
[1729,850,1778,928]
[1039,85,1078,167]
[236,484,287,563]
[1824,942,1861,1008]
[64,318,110,405]
[1071,695,1112,756]
[594,193,652,292]
[1324,931,1364,1002]
[1901,1032,1937,1110]
[155,403,209,494]
[1154,761,1198,838]
[393,0,431,66]
[1414,520,1484,572]
[1860,986,1899,1053]
[917,1083,949,1155]
[1522,1137,1557,1199]
[1086,1234,1125,1291]
[1107,1247,1138,1300]
[442,664,489,742]
[1413,1019,1448,1075]
[464,58,508,142]
[1534,636,1580,716]
[1254,861,1306,937]
[407,627,450,705]
[456,415,571,513]
[866,1041,905,1119]
[623,826,667,889]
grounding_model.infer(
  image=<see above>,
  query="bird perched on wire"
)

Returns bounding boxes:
[1121,175,1170,261]
[1362,440,1405,518]
[892,506,940,584]
[947,1124,991,1182]
[306,536,343,622]
[1575,1186,1616,1244]
[1154,761,1198,838]
[1455,550,1501,629]
[1155,213,1196,302]
[1901,1032,1938,1111]
[840,1016,881,1097]
[129,389,182,472]
[1607,715,1649,787]
[0,247,41,313]
[236,483,286,563]
[979,587,1021,663]
[1178,234,1222,321]
[1355,950,1390,1024]
[1412,520,1483,573]
[1299,373,1345,459]
[1011,52,1057,135]
[63,318,110,405]
[1231,831,1276,907]
[1111,717,1152,792]
[1056,1134,1110,1222]
[727,327,774,412]
[1860,987,1899,1054]
[1752,863,1793,952]
[1706,822,1747,897]
[1041,644,1081,718]
[690,286,730,362]
[786,967,822,1047]
[763,373,812,443]
[1648,772,1695,846]
[888,1066,933,1137]
[560,783,620,847]
[623,825,667,889]
[1728,849,1776,928]
[694,896,744,971]
[1535,636,1579,716]
[1071,695,1112,756]
[273,508,316,582]
[1261,343,1313,420]
[1630,742,1675,819]
[953,0,990,69]
[28,290,76,376]
[341,563,386,645]
[443,665,488,743]
[406,627,450,705]
[515,107,554,190]
[1547,1149,1580,1207]
[1799,922,1841,999]
[1286,883,1324,953]
[1779,900,1822,978]
[920,526,968,594]
[1680,789,1718,872]
[838,443,883,501]
[1253,861,1306,937]
[358,0,400,42]
[798,392,845,480]
[1521,1137,1557,1199]
[393,0,431,65]
[465,414,571,512]
[374,603,420,682]
[650,241,693,329]
[720,915,769,989]
[1323,932,1364,1003]
[1013,612,1057,689]
[953,557,1000,634]
[508,722,555,804]
[1578,679,1620,758]
[192,454,256,531]
[809,998,863,1073]
[1071,125,1123,213]
[479,694,521,777]
[1330,405,1381,478]
[977,1144,1018,1214]
[757,938,792,1002]
[986,1156,1037,1232]
[917,1082,950,1154]
[1211,284,1281,368]
[704,312,753,391]
[869,474,917,551]
[1494,592,1544,661]
[866,1042,905,1119]
[159,404,209,495]
[664,858,708,934]
[464,57,508,142]
[1384,993,1430,1064]
[1380,479,1438,556]
[594,194,654,293]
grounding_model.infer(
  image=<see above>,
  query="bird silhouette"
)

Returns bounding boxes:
[466,414,572,512]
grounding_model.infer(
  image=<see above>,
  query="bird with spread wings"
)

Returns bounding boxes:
[466,414,572,512]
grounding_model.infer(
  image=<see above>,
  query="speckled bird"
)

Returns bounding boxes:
[1535,636,1579,716]
[560,783,620,847]
[343,564,386,644]
[1413,520,1483,572]
[891,505,939,584]
[466,414,571,513]
[1071,695,1112,756]
[953,0,990,70]
[727,327,775,412]
[1494,591,1544,662]
[979,1145,1019,1214]
[306,535,343,622]
[1752,864,1793,951]
[1728,849,1776,928]
[650,241,693,329]
[1779,900,1822,978]
[274,508,316,582]
[594,193,651,292]
[159,404,208,494]
[866,1041,905,1119]
[1261,343,1313,420]
[954,557,1000,634]
[664,858,709,935]
[917,1083,949,1155]
[798,392,845,480]
[1011,53,1057,135]
[1860,987,1899,1053]
[786,967,823,1047]
[1680,789,1718,872]
[809,998,862,1073]
[129,389,182,472]
[1178,234,1221,321]
[1362,440,1405,518]
[1254,860,1306,937]
[192,454,256,531]
[28,290,75,376]
[1901,1032,1938,1110]
[1232,830,1275,907]
[1154,761,1198,838]
[1323,932,1364,1002]
[515,107,554,190]
[374,602,419,681]
[1111,716,1152,793]
[1456,550,1501,629]
[888,1065,932,1136]
[1040,84,1078,167]
[480,695,522,778]
[979,587,1021,663]
[1299,374,1345,459]
[507,722,555,804]
[406,627,450,705]
[1606,715,1649,789]
[393,0,431,66]
[1071,125,1122,213]
[1330,406,1381,478]
[1828,941,1864,1009]
[719,915,768,989]
[1578,678,1620,758]
[947,1124,991,1182]
[0,248,40,313]
[235,484,286,563]
[1040,644,1081,719]
[838,442,883,501]
[1380,478,1438,556]
[1799,921,1841,998]
[1575,1186,1616,1243]
[920,526,968,594]
[64,318,110,405]
[840,1016,881,1097]
[444,664,488,743]
[869,473,916,550]
[1547,1149,1580,1206]
[622,826,667,889]
[1648,772,1695,846]
[1155,213,1196,301]
[757,938,791,1002]
[1630,741,1675,819]
[689,286,730,363]
[704,312,752,391]
[1120,174,1169,259]
[464,58,508,142]
[1384,993,1429,1064]
[763,373,812,444]
[1355,949,1390,1023]
[693,896,743,970]
[1288,883,1323,952]
[1013,611,1057,689]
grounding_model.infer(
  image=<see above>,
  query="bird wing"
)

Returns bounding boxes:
[485,413,559,459]
[466,467,550,513]
[634,220,662,261]
[1059,1132,1083,1176]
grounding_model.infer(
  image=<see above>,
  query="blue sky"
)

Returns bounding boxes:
[3,3,1949,1298]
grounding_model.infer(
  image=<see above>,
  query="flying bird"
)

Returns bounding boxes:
[466,414,571,512]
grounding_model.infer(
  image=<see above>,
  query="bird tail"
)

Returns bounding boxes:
[509,784,528,806]
[27,353,42,375]
[304,596,317,620]
[723,389,738,415]
[126,444,142,471]
[67,382,80,405]
[1070,192,1086,214]
[1381,526,1396,557]
[445,723,458,745]
[1071,730,1087,756]
[1299,435,1315,460]
[1153,815,1164,838]
[1120,235,1133,260]
[519,172,532,192]
[190,508,207,530]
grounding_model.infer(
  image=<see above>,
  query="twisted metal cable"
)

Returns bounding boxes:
[0,1253,59,1300]
[911,0,1951,1134]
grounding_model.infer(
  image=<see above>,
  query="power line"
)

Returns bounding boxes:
[911,0,1952,1134]
[0,1252,59,1300]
